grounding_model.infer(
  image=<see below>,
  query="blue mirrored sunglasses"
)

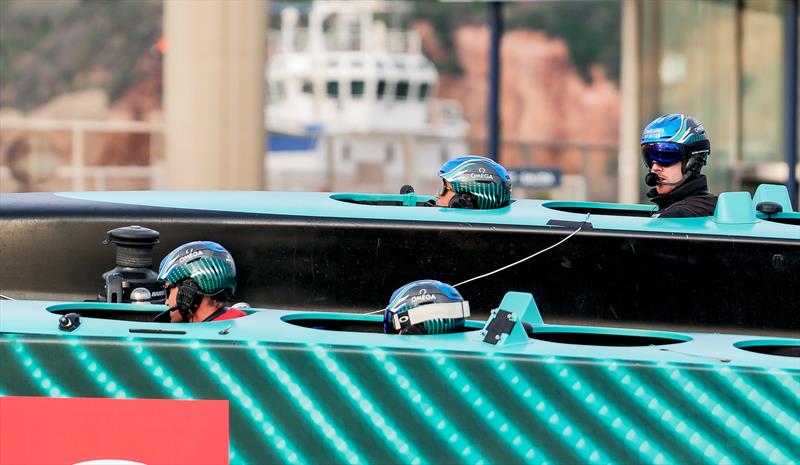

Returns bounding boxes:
[641,142,684,168]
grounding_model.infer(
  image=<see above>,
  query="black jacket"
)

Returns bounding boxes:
[647,175,717,218]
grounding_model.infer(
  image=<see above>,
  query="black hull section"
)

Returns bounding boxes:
[1,193,798,335]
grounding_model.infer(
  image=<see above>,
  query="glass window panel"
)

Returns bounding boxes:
[326,81,339,98]
[351,80,365,98]
[396,81,409,100]
[418,83,430,101]
[377,80,387,100]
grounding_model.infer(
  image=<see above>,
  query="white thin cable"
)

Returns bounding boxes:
[363,213,590,315]
[0,294,17,301]
[363,294,409,315]
[453,213,590,288]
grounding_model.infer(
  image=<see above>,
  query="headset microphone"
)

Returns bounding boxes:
[645,172,685,187]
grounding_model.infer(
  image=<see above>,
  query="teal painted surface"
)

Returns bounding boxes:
[1,299,799,463]
[57,189,800,240]
[754,184,795,213]
[714,192,758,224]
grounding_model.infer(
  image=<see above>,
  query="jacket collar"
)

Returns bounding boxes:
[647,175,710,209]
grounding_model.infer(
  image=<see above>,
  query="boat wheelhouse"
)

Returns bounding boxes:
[265,0,469,193]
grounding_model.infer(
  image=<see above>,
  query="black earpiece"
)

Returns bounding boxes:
[682,152,708,177]
[175,280,203,322]
[683,156,697,174]
[448,193,475,209]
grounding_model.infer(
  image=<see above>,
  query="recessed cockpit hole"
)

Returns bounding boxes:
[734,340,799,358]
[526,326,690,347]
[282,314,482,334]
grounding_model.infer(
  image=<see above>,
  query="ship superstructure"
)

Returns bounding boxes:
[265,0,468,192]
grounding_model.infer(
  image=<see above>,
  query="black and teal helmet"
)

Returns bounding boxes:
[641,114,710,176]
[383,280,471,335]
[157,241,236,299]
[438,156,512,209]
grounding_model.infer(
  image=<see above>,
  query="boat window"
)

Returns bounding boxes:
[350,80,365,98]
[377,80,387,99]
[326,80,339,98]
[301,80,313,94]
[268,82,285,103]
[419,82,430,101]
[395,81,409,100]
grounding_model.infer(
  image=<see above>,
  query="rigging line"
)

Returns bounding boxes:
[0,294,17,301]
[453,213,590,289]
[363,295,409,316]
[363,213,589,315]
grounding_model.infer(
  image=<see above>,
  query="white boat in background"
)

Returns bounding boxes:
[265,0,469,193]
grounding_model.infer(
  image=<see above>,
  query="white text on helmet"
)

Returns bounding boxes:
[178,250,204,263]
[643,128,664,138]
[411,293,437,304]
[469,173,494,179]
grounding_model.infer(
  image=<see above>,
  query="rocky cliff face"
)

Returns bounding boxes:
[418,22,619,197]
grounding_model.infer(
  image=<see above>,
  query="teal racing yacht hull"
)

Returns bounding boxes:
[0,295,798,464]
[1,186,798,334]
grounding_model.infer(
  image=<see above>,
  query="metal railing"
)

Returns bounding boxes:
[0,118,164,192]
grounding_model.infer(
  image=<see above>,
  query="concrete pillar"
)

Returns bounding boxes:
[164,0,265,190]
[618,0,642,204]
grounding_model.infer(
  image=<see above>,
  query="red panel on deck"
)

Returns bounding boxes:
[0,396,228,465]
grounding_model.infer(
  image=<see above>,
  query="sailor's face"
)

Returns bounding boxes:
[435,180,455,207]
[650,161,683,195]
[165,283,182,323]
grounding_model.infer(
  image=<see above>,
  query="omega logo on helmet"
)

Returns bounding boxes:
[470,167,494,180]
[411,288,437,304]
[178,250,204,263]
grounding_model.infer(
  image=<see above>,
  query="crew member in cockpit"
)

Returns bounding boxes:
[434,156,512,209]
[157,241,246,323]
[383,279,470,335]
[641,113,717,218]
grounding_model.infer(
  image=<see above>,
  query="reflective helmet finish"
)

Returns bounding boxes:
[384,279,468,335]
[641,113,710,173]
[438,156,512,209]
[157,241,236,298]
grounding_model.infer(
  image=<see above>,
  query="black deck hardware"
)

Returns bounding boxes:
[483,309,516,345]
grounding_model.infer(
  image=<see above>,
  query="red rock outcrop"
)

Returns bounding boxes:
[423,23,619,186]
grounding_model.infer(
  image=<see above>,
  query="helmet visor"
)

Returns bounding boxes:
[642,142,684,168]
